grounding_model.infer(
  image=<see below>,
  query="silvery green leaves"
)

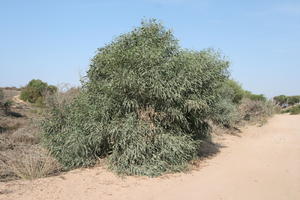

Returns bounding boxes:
[42,19,229,176]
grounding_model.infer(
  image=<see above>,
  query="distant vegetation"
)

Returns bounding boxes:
[244,91,267,102]
[41,20,276,177]
[273,95,300,107]
[272,95,300,115]
[20,79,57,106]
[213,80,270,127]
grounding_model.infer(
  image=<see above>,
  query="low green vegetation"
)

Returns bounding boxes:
[40,20,277,177]
[20,79,57,106]
[274,95,300,115]
[282,105,300,115]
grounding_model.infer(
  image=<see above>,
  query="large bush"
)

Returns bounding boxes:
[20,79,57,105]
[42,20,229,176]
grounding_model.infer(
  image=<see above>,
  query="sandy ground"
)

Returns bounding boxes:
[1,114,299,200]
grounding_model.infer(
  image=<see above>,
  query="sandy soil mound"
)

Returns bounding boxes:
[1,114,299,200]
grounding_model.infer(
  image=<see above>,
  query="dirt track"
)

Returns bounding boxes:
[1,114,300,200]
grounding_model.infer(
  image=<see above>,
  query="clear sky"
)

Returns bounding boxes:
[0,0,299,97]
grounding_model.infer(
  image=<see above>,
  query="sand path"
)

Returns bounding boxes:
[1,114,299,200]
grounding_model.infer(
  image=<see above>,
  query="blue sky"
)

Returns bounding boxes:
[0,0,299,97]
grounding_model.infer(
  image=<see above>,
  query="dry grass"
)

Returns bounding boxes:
[0,87,20,101]
[44,84,80,115]
[10,125,40,144]
[0,124,59,181]
[0,87,61,181]
[237,98,276,126]
[0,146,61,181]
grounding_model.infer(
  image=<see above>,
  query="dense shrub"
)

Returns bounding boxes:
[287,96,300,105]
[42,20,229,176]
[20,79,57,106]
[273,95,287,106]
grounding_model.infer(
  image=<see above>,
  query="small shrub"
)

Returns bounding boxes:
[0,89,12,116]
[20,79,57,106]
[3,100,13,115]
[0,89,3,101]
